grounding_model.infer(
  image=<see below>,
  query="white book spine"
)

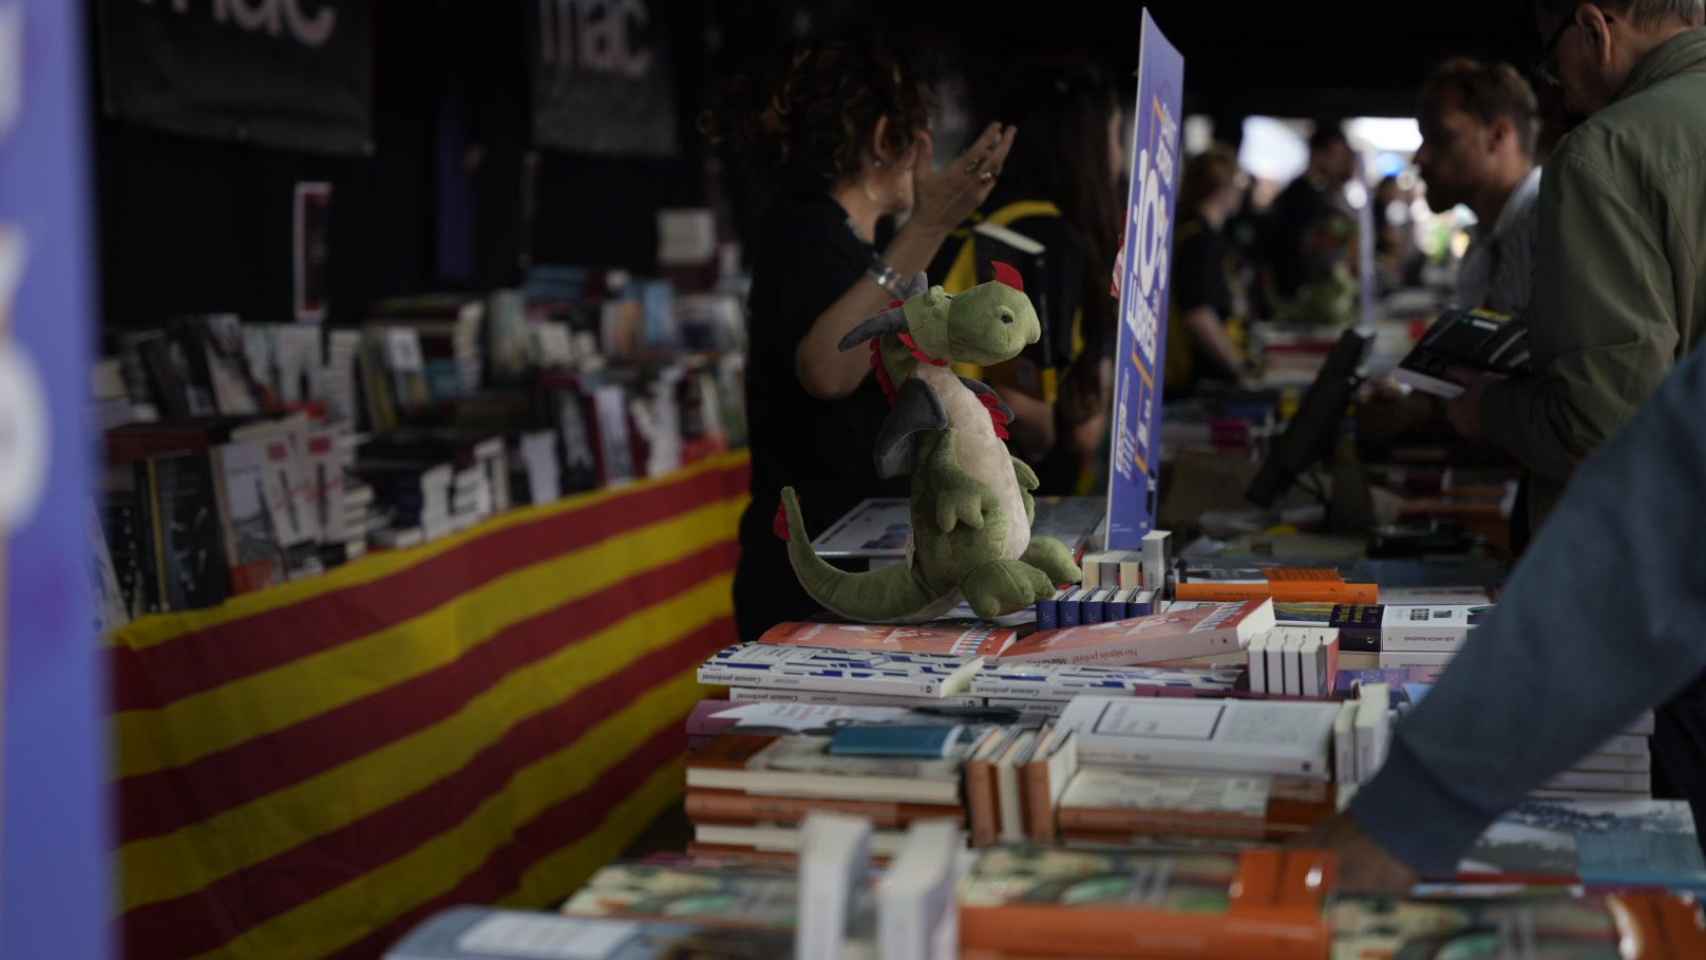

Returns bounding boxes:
[1265,640,1286,697]
[1141,530,1169,590]
[1354,684,1391,783]
[1299,635,1323,698]
[1334,701,1360,786]
[1248,632,1270,694]
[1282,632,1305,696]
[797,814,873,960]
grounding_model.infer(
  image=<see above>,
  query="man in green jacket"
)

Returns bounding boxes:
[1447,0,1706,531]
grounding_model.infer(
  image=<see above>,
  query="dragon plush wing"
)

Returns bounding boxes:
[872,377,949,480]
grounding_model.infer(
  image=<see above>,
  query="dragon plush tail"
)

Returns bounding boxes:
[779,487,944,623]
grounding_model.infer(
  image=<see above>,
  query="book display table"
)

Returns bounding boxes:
[107,452,750,960]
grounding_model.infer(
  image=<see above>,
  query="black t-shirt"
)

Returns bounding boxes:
[1167,217,1240,400]
[733,192,907,642]
[1263,175,1334,301]
[1172,218,1234,319]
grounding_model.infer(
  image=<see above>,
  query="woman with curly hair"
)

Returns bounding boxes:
[707,32,1016,641]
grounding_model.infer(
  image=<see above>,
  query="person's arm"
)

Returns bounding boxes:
[1182,306,1246,381]
[1349,339,1706,878]
[796,124,1018,400]
[1471,155,1678,480]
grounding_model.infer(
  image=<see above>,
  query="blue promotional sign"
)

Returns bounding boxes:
[1106,9,1184,549]
[0,2,109,958]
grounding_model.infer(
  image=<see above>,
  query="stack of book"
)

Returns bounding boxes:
[100,410,375,615]
[682,731,981,862]
[1036,586,1159,629]
[1042,695,1345,847]
[1246,626,1341,697]
[702,626,1010,711]
[1274,601,1485,670]
[969,662,1244,719]
[1335,670,1653,799]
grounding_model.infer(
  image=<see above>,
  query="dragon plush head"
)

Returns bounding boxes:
[839,263,1040,365]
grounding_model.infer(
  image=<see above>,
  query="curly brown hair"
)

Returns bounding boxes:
[702,32,937,189]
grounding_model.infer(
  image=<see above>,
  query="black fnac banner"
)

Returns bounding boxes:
[97,0,372,156]
[530,0,679,157]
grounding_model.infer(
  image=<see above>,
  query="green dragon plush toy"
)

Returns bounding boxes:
[777,263,1082,621]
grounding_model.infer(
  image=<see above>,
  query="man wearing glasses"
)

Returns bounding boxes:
[1303,0,1706,892]
[1444,0,1706,533]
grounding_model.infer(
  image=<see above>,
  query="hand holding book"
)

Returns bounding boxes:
[1391,308,1529,401]
[1442,367,1507,441]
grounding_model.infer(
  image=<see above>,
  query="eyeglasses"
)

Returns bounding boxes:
[1533,18,1577,87]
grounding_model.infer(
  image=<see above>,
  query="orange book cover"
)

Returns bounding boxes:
[1020,732,1075,844]
[1619,891,1706,956]
[1173,582,1271,602]
[757,620,1016,658]
[965,727,1015,848]
[959,847,1331,959]
[1264,568,1344,583]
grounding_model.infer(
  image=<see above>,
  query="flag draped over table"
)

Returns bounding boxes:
[109,452,750,959]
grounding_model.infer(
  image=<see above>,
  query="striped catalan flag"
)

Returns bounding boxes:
[110,452,751,959]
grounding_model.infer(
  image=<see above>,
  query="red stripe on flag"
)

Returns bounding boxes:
[116,540,737,845]
[322,724,689,960]
[119,624,725,959]
[112,462,748,711]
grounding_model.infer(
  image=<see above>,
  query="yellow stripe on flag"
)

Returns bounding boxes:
[114,497,743,779]
[119,575,730,913]
[112,452,749,651]
[509,756,688,909]
[189,669,705,960]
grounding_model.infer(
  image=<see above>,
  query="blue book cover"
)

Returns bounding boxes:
[828,724,965,759]
[1036,590,1062,631]
[1461,799,1706,892]
[1333,667,1442,696]
[1080,591,1103,625]
[1060,589,1089,628]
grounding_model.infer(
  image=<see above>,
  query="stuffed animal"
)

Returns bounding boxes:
[777,264,1082,621]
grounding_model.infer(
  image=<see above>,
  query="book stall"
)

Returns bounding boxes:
[7,3,1706,960]
[374,13,1706,960]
